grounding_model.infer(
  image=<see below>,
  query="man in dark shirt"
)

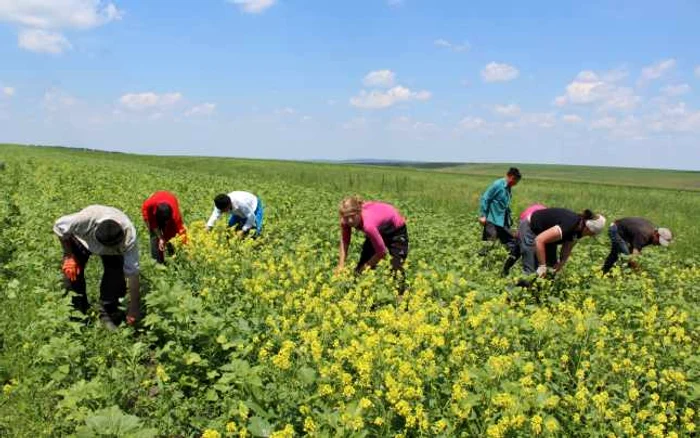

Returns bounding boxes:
[602,217,673,274]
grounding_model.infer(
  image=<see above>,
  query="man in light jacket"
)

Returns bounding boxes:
[54,205,140,329]
[206,191,264,237]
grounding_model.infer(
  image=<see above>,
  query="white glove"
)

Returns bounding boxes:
[536,265,548,277]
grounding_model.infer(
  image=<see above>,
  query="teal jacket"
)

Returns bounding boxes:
[479,178,513,228]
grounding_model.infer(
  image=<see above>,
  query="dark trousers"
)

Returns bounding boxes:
[483,222,521,276]
[519,221,558,274]
[63,239,126,317]
[149,232,174,264]
[357,225,409,293]
[603,224,630,274]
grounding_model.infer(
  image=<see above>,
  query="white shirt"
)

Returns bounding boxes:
[53,205,140,276]
[206,191,258,231]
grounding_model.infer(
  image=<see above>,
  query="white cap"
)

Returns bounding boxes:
[585,214,606,235]
[657,228,673,246]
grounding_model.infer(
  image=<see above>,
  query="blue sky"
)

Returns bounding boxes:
[0,0,699,169]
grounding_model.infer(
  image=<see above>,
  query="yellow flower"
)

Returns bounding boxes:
[202,429,221,438]
[156,364,170,382]
[359,397,373,409]
[303,417,316,434]
[270,424,294,438]
[544,417,558,433]
[530,415,543,435]
[226,422,237,434]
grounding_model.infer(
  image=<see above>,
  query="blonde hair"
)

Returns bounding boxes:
[339,196,364,217]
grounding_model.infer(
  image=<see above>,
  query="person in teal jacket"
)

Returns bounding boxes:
[478,167,522,275]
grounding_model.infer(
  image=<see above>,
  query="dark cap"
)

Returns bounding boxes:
[95,219,125,247]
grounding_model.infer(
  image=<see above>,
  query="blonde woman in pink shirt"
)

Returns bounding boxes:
[336,196,409,292]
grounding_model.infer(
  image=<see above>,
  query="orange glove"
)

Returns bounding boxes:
[62,256,81,282]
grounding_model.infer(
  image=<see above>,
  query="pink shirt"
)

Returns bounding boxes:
[341,201,406,256]
[520,204,547,222]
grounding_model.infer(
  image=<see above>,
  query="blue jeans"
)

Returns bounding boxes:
[228,197,264,236]
[603,224,629,274]
[519,220,558,274]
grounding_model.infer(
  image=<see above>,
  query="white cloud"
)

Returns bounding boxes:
[597,88,641,111]
[363,70,395,88]
[555,69,641,111]
[350,86,431,109]
[493,104,521,116]
[590,117,617,130]
[227,0,276,14]
[18,28,72,54]
[0,1,123,54]
[481,62,519,83]
[601,67,629,83]
[2,86,14,97]
[119,92,183,111]
[434,38,470,53]
[639,58,676,84]
[0,0,123,30]
[457,116,486,130]
[185,103,216,117]
[648,102,700,133]
[661,83,691,97]
[562,114,583,124]
[42,88,78,112]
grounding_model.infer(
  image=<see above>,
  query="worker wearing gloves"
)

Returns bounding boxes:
[54,205,140,329]
[518,207,606,278]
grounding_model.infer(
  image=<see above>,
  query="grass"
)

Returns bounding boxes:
[1,143,698,257]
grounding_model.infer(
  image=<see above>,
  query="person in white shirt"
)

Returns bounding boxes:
[206,191,264,237]
[53,205,140,329]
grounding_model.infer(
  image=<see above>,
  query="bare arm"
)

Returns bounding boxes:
[535,226,562,267]
[359,253,385,272]
[557,240,577,271]
[336,225,351,270]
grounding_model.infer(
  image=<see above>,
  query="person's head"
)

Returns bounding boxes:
[654,227,673,246]
[506,167,522,187]
[580,209,606,237]
[339,196,364,229]
[95,219,125,247]
[214,194,232,212]
[155,203,173,231]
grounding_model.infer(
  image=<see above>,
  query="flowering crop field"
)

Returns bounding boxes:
[1,145,699,437]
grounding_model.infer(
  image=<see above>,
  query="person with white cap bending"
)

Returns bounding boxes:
[602,217,672,275]
[517,207,606,277]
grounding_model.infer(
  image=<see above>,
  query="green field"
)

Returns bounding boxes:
[429,163,700,192]
[1,144,699,437]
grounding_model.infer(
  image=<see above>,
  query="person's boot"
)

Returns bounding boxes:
[501,256,518,277]
[98,304,124,331]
